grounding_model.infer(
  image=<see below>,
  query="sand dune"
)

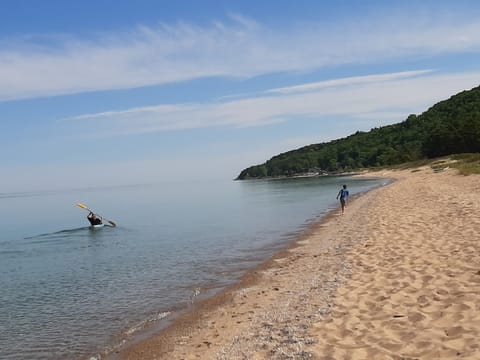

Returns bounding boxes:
[115,167,480,360]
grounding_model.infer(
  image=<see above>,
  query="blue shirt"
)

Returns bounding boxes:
[340,189,349,199]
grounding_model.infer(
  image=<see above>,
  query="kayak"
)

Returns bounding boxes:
[77,203,117,227]
[90,224,105,229]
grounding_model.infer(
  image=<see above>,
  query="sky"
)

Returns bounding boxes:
[1,0,480,192]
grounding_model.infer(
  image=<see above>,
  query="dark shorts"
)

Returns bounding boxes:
[340,198,346,206]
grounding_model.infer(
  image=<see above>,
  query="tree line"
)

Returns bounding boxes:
[236,85,480,180]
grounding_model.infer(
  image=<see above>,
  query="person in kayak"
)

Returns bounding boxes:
[87,211,103,226]
[336,184,349,214]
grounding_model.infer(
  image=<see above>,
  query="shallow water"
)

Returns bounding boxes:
[0,176,386,359]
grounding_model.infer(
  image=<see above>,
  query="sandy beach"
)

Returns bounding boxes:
[113,166,480,360]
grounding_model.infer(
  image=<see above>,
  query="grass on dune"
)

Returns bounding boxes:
[373,153,480,175]
[449,153,480,175]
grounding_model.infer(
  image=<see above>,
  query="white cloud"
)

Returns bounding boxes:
[266,70,433,94]
[65,70,480,138]
[1,12,480,100]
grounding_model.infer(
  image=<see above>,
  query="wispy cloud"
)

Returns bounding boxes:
[65,70,480,138]
[266,70,433,94]
[1,11,480,100]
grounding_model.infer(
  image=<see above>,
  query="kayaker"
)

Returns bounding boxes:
[87,212,103,226]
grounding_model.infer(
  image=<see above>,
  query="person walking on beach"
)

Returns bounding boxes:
[336,184,349,214]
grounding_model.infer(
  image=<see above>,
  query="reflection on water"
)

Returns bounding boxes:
[0,176,386,359]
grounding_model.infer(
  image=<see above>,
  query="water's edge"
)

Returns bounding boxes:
[99,177,392,360]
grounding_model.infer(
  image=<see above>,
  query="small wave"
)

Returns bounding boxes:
[189,287,201,304]
[124,311,171,336]
[23,225,119,243]
[24,227,88,240]
[0,249,25,255]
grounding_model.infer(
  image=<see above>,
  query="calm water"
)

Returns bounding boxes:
[0,176,386,359]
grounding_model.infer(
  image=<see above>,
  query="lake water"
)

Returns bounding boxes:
[0,176,386,359]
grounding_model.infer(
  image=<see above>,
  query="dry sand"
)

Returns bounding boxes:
[113,166,480,360]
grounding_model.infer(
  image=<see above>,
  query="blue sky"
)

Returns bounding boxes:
[2,0,480,191]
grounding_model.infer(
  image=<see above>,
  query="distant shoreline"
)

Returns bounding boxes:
[235,171,361,181]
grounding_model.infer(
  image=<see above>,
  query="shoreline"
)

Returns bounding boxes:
[105,210,351,360]
[235,171,361,181]
[109,166,479,359]
[104,176,389,360]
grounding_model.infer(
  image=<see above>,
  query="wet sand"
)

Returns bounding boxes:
[113,166,480,359]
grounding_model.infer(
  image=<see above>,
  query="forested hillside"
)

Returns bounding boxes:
[236,85,480,180]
